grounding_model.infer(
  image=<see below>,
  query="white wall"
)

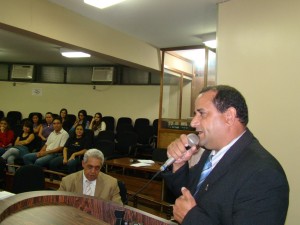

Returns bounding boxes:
[218,0,300,224]
[0,81,160,123]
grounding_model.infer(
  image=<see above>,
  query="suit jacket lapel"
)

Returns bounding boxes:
[94,172,103,197]
[195,129,254,196]
[76,172,84,194]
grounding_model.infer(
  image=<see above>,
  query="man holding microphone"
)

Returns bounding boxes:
[162,85,289,225]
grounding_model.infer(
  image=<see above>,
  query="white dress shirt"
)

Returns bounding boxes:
[83,172,96,196]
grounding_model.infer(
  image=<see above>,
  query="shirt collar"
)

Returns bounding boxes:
[210,130,246,168]
[82,171,96,185]
[54,128,63,135]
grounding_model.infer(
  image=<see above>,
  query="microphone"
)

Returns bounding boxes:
[129,133,199,204]
[160,133,199,171]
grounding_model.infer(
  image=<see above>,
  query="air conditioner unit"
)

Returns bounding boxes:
[11,65,34,80]
[92,67,114,82]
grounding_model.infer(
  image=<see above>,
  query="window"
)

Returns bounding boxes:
[66,67,92,84]
[39,66,65,83]
[0,63,159,86]
[0,64,9,80]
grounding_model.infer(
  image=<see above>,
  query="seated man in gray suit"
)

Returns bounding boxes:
[58,148,122,205]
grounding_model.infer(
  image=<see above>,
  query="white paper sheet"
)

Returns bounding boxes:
[137,159,155,164]
[130,162,152,167]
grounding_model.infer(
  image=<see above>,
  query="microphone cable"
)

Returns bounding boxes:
[129,170,162,203]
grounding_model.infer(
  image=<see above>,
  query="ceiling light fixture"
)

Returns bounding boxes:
[84,0,126,9]
[60,48,91,58]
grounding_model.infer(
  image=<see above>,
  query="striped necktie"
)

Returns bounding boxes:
[194,154,213,196]
[85,180,92,196]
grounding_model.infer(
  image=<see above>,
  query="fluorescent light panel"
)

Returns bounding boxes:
[60,48,91,58]
[84,0,125,9]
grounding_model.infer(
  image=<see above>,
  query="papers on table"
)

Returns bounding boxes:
[0,191,15,200]
[130,159,155,167]
[137,159,154,164]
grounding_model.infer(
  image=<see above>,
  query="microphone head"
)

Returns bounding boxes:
[187,133,199,146]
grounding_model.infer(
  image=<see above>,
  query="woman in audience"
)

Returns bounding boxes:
[89,112,106,137]
[38,112,54,145]
[2,120,35,173]
[49,124,92,174]
[69,109,90,133]
[60,108,72,131]
[0,118,15,156]
[30,113,42,135]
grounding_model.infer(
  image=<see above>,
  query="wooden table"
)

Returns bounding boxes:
[105,157,170,210]
[105,157,162,173]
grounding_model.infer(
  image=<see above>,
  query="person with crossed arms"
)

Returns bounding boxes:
[163,85,289,225]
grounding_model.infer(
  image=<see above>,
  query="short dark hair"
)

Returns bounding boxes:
[45,112,53,118]
[23,120,34,133]
[53,117,62,124]
[200,85,249,125]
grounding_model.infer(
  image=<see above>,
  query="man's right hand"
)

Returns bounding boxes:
[63,158,68,165]
[36,151,47,158]
[167,134,198,172]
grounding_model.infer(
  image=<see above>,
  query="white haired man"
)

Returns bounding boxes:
[58,148,122,204]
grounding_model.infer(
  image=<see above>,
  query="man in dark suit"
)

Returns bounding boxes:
[58,148,122,205]
[163,85,289,225]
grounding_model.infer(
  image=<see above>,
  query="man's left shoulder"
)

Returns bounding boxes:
[59,129,69,138]
[99,172,117,183]
[60,129,68,135]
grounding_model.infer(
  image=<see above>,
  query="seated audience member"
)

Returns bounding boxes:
[38,112,54,145]
[30,113,42,135]
[89,112,106,137]
[69,110,90,133]
[60,108,72,132]
[23,117,69,167]
[58,148,122,205]
[49,124,92,174]
[2,120,35,173]
[0,118,14,156]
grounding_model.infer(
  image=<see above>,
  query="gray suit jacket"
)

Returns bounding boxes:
[58,170,122,205]
[163,129,289,225]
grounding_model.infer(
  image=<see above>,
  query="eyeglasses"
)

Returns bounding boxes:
[86,165,101,171]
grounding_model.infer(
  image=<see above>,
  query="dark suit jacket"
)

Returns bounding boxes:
[163,129,289,225]
[58,170,122,205]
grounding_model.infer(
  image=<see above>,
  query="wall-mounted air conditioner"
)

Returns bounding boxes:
[11,65,34,80]
[91,67,114,82]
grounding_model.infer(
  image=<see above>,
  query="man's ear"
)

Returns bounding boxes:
[224,107,237,125]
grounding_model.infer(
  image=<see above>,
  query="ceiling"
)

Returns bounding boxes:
[0,0,222,66]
